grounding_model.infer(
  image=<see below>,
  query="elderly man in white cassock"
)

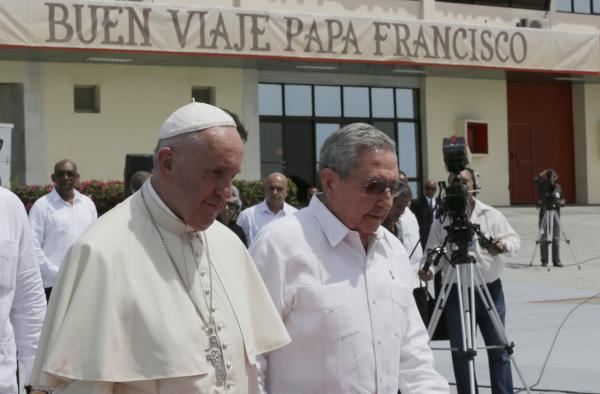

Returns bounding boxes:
[27,103,290,394]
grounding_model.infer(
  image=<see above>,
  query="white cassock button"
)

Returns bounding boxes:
[204,289,210,296]
[200,270,206,277]
[222,343,228,350]
[372,300,377,305]
[226,382,234,389]
[226,362,232,369]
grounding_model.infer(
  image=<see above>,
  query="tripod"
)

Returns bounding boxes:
[427,246,531,394]
[528,207,576,267]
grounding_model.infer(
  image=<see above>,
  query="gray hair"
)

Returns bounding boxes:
[318,123,396,178]
[229,185,243,210]
[152,131,202,173]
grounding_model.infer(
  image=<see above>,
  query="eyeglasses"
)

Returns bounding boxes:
[55,170,77,178]
[224,202,239,210]
[351,177,403,198]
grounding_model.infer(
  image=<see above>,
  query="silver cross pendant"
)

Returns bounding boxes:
[205,329,227,386]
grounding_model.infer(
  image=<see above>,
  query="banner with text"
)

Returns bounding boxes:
[0,0,599,73]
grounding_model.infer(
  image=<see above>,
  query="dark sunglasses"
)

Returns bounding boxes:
[0,138,3,151]
[353,178,403,198]
[55,170,77,178]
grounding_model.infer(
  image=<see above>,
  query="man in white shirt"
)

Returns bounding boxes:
[28,103,289,394]
[28,159,97,301]
[419,168,520,394]
[251,123,449,393]
[236,172,297,245]
[383,183,428,325]
[0,185,46,393]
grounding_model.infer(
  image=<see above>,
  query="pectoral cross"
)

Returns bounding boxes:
[205,327,227,386]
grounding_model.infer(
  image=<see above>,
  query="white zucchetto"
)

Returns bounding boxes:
[158,102,236,140]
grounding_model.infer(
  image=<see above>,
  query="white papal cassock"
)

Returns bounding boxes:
[29,180,290,393]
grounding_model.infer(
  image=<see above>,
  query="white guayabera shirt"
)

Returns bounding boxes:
[0,187,46,393]
[425,199,521,284]
[251,196,450,394]
[28,188,97,288]
[236,200,297,246]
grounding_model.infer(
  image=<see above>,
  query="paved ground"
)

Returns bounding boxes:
[430,205,600,394]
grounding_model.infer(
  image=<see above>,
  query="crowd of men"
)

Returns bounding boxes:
[1,101,528,394]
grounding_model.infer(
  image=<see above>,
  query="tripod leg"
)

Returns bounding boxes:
[453,264,478,394]
[427,267,455,339]
[529,210,547,266]
[473,268,531,394]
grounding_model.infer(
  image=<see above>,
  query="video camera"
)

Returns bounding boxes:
[537,170,562,210]
[423,136,497,269]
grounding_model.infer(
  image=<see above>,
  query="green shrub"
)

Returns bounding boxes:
[233,178,299,209]
[13,178,299,216]
[13,180,126,216]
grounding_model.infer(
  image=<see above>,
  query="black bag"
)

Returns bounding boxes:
[426,289,449,341]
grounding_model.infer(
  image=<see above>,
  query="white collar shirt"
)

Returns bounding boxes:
[28,188,97,288]
[236,199,297,246]
[399,208,423,289]
[424,199,520,284]
[250,196,449,393]
[0,187,46,393]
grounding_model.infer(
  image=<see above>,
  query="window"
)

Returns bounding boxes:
[556,0,600,13]
[191,87,214,105]
[74,85,100,113]
[437,0,550,10]
[258,83,422,202]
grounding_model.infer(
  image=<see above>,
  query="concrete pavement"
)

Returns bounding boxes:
[429,205,600,394]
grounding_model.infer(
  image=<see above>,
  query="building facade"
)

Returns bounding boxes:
[1,0,600,205]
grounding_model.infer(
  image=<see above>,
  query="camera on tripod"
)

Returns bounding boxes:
[422,136,497,272]
[537,169,562,210]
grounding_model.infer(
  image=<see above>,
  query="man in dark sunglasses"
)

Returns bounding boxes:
[28,159,97,301]
[251,123,449,393]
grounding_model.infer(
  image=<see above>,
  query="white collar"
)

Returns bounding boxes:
[308,194,383,248]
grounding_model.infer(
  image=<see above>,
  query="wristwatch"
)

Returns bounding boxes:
[25,385,54,393]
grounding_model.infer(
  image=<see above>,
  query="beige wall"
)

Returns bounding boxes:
[573,83,600,204]
[422,76,510,205]
[37,63,246,182]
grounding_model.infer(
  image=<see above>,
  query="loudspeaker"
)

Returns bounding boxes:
[124,154,153,196]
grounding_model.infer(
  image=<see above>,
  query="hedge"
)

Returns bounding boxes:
[13,178,299,216]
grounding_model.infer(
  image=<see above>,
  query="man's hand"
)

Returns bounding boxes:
[418,269,433,282]
[487,241,506,256]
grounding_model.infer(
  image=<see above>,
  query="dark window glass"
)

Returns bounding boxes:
[284,121,314,191]
[372,120,395,141]
[343,87,370,117]
[259,84,283,116]
[191,87,214,104]
[285,85,312,116]
[259,84,421,201]
[315,86,341,117]
[259,122,283,177]
[74,85,99,113]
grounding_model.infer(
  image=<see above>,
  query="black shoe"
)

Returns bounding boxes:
[553,261,563,267]
[541,261,548,267]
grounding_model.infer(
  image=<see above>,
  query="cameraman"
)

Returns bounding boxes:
[419,169,520,394]
[534,169,565,267]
